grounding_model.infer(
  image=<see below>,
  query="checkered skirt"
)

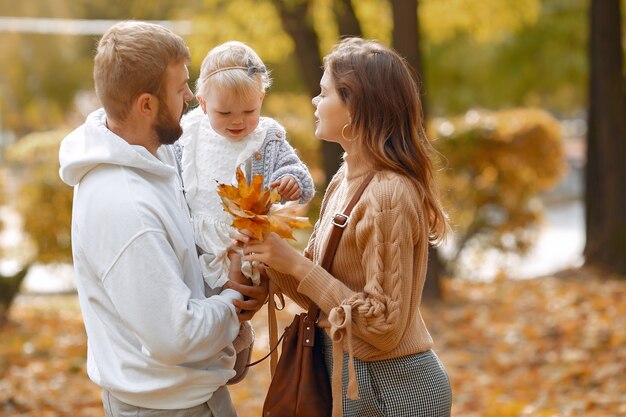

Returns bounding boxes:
[322,333,452,417]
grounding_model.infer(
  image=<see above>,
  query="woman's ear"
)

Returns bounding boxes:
[196,95,207,114]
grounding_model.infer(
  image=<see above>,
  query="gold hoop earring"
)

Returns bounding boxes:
[341,123,355,142]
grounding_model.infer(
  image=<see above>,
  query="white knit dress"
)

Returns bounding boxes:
[179,107,269,289]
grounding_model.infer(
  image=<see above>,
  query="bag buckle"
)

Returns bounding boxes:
[302,315,316,347]
[331,213,349,228]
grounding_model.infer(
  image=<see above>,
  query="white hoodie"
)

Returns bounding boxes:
[59,109,243,409]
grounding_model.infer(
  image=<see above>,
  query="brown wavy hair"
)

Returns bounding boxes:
[324,37,448,243]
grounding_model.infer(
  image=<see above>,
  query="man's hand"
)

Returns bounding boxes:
[224,277,269,322]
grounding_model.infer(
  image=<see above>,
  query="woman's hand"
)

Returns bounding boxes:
[243,232,314,280]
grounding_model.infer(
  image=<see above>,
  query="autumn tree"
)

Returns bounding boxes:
[3,0,589,135]
[0,166,32,326]
[584,0,626,275]
[392,0,423,99]
[269,0,380,185]
[388,0,447,297]
[268,0,336,183]
[0,0,581,295]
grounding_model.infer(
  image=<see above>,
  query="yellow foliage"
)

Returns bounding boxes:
[311,0,339,55]
[187,0,293,67]
[5,130,73,264]
[348,0,392,46]
[308,0,395,51]
[421,0,541,44]
[187,0,394,64]
[430,108,566,262]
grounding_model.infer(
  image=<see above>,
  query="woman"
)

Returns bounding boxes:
[243,37,452,417]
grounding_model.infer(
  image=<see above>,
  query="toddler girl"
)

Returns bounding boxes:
[177,41,314,292]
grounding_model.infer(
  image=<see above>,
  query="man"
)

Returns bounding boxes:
[59,21,267,417]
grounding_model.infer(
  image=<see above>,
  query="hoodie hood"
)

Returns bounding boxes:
[59,108,176,186]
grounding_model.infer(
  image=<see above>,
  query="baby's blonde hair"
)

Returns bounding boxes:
[196,41,271,101]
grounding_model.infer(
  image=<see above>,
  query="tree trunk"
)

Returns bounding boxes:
[391,0,443,296]
[391,0,421,78]
[422,246,444,300]
[585,0,626,275]
[334,0,362,38]
[272,0,344,184]
[271,0,323,97]
[0,265,30,326]
[391,0,426,117]
[317,0,364,183]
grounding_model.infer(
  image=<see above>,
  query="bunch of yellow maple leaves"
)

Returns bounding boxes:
[216,167,311,241]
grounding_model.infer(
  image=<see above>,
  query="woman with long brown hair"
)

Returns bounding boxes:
[243,37,452,417]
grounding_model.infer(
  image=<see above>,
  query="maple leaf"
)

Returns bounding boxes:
[267,202,312,240]
[216,167,311,240]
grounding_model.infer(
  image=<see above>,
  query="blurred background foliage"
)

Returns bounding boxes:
[430,108,565,275]
[2,3,626,415]
[0,0,619,290]
[4,130,73,264]
[0,0,594,134]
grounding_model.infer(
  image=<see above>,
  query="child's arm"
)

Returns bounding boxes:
[266,139,315,204]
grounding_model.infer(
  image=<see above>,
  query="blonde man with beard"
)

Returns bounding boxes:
[59,21,268,417]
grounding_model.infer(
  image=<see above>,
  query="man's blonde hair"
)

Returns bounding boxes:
[94,21,191,122]
[196,41,271,102]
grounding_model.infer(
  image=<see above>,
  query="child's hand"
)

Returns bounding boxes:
[270,176,302,201]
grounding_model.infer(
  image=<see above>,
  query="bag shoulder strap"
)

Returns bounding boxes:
[308,171,376,319]
[256,171,376,374]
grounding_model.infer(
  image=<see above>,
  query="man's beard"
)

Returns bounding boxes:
[153,100,188,146]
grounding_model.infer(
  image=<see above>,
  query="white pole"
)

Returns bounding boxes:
[0,17,191,35]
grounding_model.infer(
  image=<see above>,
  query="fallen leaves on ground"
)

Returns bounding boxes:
[0,296,102,417]
[1,267,625,416]
[434,268,626,417]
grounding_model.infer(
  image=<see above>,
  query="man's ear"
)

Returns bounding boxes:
[136,93,156,118]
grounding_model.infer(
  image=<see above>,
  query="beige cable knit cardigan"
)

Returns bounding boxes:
[268,151,435,417]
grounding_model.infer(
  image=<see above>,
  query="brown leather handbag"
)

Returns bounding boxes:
[262,172,375,417]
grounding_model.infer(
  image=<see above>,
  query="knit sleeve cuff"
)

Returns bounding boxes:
[297,264,348,313]
[267,269,310,310]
